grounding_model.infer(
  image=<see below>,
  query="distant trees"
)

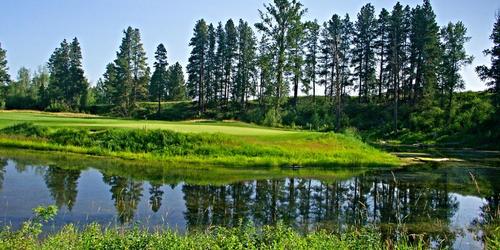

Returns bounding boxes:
[2,0,495,137]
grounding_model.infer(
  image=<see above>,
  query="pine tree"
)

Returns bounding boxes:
[68,38,88,109]
[352,4,377,103]
[130,28,150,105]
[409,1,441,106]
[255,0,306,115]
[223,19,238,104]
[214,22,226,105]
[387,2,407,132]
[288,20,305,108]
[149,44,168,115]
[47,39,70,107]
[375,8,390,101]
[235,19,257,107]
[257,35,274,106]
[439,21,473,119]
[112,27,149,116]
[0,43,9,87]
[303,20,320,102]
[166,62,186,101]
[47,39,87,109]
[206,24,217,104]
[320,14,352,130]
[187,19,209,113]
[101,63,118,105]
[339,15,354,98]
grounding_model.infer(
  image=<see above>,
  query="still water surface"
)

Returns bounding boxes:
[0,149,498,249]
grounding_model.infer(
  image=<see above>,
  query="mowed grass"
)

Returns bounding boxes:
[0,111,401,167]
[0,110,293,136]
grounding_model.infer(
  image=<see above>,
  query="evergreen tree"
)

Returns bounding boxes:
[47,38,88,110]
[477,13,500,111]
[187,19,209,113]
[255,0,306,116]
[352,4,377,103]
[387,2,407,132]
[439,21,473,119]
[68,38,89,109]
[166,62,186,101]
[257,35,274,107]
[131,29,150,104]
[112,27,149,116]
[0,43,9,107]
[47,39,71,107]
[339,15,354,98]
[224,19,238,104]
[100,63,118,105]
[288,19,305,108]
[206,24,217,104]
[303,20,320,101]
[0,43,9,86]
[214,22,226,105]
[409,0,441,106]
[320,14,352,130]
[375,8,390,101]
[149,44,168,115]
[235,19,257,107]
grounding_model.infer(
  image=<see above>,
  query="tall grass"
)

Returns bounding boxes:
[0,206,428,250]
[0,123,400,167]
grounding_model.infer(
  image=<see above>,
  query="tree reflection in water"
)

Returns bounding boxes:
[2,156,498,249]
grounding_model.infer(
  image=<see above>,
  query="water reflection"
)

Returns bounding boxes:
[0,153,498,249]
[102,175,143,224]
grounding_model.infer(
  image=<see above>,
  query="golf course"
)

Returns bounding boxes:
[0,110,400,167]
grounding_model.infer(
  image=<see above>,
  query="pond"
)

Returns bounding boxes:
[0,148,498,249]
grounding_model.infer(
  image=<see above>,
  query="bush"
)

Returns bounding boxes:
[0,122,49,138]
[45,102,72,112]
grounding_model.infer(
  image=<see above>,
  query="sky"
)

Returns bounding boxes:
[1,0,499,91]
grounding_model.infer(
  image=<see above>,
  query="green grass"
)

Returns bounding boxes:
[0,148,370,185]
[0,110,292,136]
[0,205,428,250]
[0,222,429,250]
[0,111,401,167]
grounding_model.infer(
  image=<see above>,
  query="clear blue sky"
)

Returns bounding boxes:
[1,0,499,91]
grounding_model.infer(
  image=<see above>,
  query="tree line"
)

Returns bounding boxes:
[0,0,498,136]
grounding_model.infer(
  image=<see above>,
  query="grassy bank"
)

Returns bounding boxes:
[0,148,370,185]
[0,111,400,167]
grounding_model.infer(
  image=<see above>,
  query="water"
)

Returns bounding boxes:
[0,149,498,249]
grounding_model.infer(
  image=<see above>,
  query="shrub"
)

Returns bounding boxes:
[0,122,49,138]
